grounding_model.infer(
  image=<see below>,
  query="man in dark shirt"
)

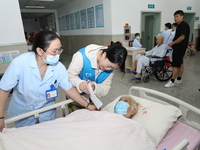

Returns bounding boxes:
[165,10,190,88]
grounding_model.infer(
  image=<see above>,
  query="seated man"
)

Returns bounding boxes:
[130,36,167,80]
[114,96,139,118]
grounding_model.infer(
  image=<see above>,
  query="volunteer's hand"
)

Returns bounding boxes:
[87,80,95,90]
[79,81,90,94]
[0,119,4,132]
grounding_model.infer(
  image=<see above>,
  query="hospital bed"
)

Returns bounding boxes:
[1,86,200,150]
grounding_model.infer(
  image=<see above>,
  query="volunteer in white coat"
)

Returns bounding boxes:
[67,41,127,101]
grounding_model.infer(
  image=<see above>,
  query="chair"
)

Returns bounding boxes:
[129,40,133,47]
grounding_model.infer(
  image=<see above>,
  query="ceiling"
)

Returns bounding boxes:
[19,0,74,19]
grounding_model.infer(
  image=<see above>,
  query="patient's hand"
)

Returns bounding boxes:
[0,119,4,132]
[138,52,145,55]
[87,104,97,111]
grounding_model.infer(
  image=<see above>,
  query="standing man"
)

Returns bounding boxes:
[164,10,190,88]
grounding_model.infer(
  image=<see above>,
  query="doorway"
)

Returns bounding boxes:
[21,9,59,34]
[184,12,195,42]
[141,12,161,51]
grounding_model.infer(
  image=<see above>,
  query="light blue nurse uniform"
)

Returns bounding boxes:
[132,39,142,48]
[0,52,72,127]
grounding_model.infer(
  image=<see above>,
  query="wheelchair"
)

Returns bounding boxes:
[141,49,173,83]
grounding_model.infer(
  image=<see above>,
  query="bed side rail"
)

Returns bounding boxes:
[129,86,200,131]
[4,99,73,127]
[172,139,189,150]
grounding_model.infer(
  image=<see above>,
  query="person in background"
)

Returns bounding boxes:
[24,31,29,44]
[67,41,127,104]
[130,36,167,80]
[126,33,142,73]
[132,33,142,48]
[171,23,178,45]
[165,10,190,88]
[172,23,178,32]
[185,42,196,58]
[156,22,174,49]
[0,30,96,131]
[27,31,37,51]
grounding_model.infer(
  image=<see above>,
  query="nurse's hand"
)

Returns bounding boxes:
[87,104,97,111]
[0,119,4,132]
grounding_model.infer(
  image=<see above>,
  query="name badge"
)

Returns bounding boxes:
[45,84,58,100]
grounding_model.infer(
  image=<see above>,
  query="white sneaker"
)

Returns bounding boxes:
[164,81,175,88]
[175,79,182,84]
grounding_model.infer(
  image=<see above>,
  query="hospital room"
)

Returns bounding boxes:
[0,0,200,149]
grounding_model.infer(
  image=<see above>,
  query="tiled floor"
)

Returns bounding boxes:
[5,50,200,127]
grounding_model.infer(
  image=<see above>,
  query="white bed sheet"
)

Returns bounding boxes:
[0,109,155,150]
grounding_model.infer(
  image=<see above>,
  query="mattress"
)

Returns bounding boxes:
[157,121,200,150]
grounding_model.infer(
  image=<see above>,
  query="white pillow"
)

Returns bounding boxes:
[102,95,182,146]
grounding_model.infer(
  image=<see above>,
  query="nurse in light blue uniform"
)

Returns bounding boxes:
[132,33,142,48]
[0,30,96,130]
[156,22,174,49]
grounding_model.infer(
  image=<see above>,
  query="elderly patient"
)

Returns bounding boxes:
[114,96,139,118]
[131,36,167,80]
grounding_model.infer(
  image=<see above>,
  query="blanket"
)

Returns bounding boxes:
[0,110,155,150]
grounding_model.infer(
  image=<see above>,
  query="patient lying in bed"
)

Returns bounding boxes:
[114,96,139,118]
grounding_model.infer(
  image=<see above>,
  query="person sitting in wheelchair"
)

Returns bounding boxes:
[130,36,167,80]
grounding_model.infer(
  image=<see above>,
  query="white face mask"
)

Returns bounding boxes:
[42,51,60,65]
[114,101,129,114]
[136,36,140,40]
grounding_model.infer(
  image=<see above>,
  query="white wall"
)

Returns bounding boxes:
[57,0,112,35]
[57,0,200,36]
[0,0,25,45]
[110,0,200,34]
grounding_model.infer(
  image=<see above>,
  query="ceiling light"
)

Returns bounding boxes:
[25,6,46,8]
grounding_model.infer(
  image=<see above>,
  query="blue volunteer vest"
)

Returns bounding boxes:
[78,47,113,84]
